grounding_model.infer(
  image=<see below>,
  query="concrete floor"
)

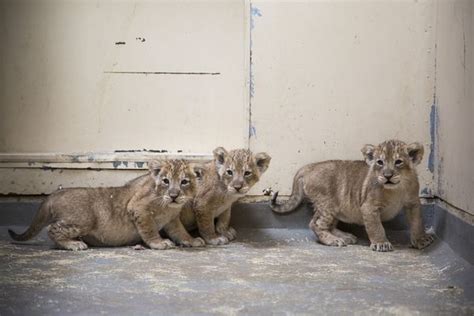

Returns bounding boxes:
[1,226,473,315]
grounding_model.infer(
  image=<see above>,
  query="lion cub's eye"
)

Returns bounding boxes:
[395,159,403,166]
[244,171,252,177]
[226,169,233,176]
[162,178,170,185]
[376,160,384,166]
[181,179,189,186]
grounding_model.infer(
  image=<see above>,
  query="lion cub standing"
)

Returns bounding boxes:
[180,147,271,245]
[9,160,204,250]
[271,140,434,252]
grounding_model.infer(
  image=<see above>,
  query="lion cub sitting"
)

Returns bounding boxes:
[180,147,271,245]
[9,160,204,250]
[271,140,434,252]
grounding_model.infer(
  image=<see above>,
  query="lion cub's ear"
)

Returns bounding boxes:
[191,163,205,180]
[213,147,228,166]
[361,144,375,164]
[148,160,163,178]
[407,142,424,165]
[255,152,271,174]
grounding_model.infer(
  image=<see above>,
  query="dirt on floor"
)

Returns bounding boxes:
[0,227,473,315]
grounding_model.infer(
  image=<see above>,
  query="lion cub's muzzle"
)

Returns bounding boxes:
[227,185,249,195]
[166,188,189,207]
[378,172,401,187]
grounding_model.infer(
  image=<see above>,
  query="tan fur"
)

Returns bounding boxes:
[8,160,205,250]
[180,147,271,245]
[271,140,434,252]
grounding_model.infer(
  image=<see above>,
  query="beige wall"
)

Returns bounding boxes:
[249,0,436,195]
[0,0,248,153]
[435,0,474,215]
[1,0,472,215]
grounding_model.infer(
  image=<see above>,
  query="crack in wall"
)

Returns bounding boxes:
[103,71,220,75]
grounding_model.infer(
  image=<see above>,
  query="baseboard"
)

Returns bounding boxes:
[0,196,472,265]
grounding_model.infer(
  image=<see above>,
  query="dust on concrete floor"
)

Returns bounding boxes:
[0,227,473,315]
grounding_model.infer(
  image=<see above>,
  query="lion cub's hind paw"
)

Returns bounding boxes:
[412,234,435,250]
[60,240,88,251]
[342,234,358,245]
[329,237,347,247]
[319,235,347,247]
[332,229,358,245]
[370,242,393,252]
[216,226,237,241]
[224,227,237,241]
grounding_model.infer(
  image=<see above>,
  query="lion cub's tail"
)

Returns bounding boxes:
[270,177,305,214]
[8,199,52,241]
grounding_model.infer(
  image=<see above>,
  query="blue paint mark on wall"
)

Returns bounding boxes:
[249,4,262,100]
[249,125,257,138]
[420,187,431,196]
[428,102,438,173]
[250,6,262,30]
[249,3,262,140]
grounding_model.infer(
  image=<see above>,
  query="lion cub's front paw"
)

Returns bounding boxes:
[205,235,229,246]
[412,234,435,249]
[191,237,206,247]
[148,239,175,250]
[181,237,206,248]
[216,226,237,241]
[370,241,393,252]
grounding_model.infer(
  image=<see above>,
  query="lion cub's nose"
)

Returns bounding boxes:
[234,184,242,192]
[169,191,180,201]
[383,170,393,180]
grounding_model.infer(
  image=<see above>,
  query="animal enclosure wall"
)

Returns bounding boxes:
[0,0,472,216]
[434,0,474,215]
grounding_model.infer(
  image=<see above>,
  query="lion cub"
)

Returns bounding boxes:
[271,140,434,252]
[9,160,205,250]
[180,147,271,245]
